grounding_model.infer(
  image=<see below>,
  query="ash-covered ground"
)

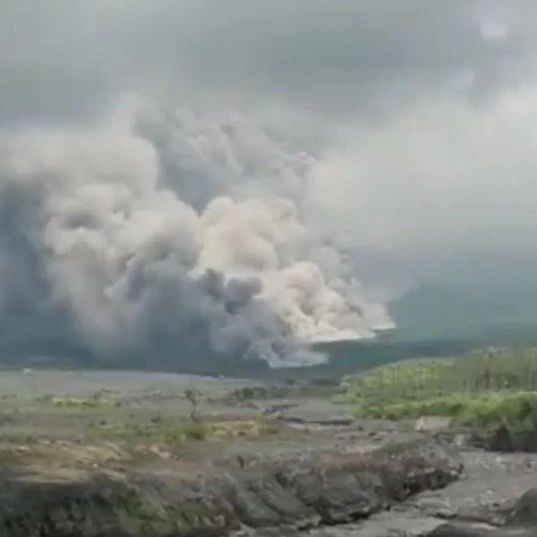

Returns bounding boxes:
[0,370,536,537]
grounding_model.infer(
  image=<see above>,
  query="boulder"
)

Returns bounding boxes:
[430,488,537,537]
[506,488,537,526]
[429,523,496,537]
[470,424,537,453]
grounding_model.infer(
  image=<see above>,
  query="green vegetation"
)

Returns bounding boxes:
[93,420,208,445]
[118,488,174,536]
[356,391,537,427]
[92,418,277,446]
[345,358,454,404]
[35,391,120,410]
[345,347,537,426]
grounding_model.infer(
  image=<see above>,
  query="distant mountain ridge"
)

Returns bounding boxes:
[390,283,537,342]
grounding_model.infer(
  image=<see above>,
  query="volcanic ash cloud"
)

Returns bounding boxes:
[0,105,393,367]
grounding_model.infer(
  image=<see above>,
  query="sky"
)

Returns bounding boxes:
[0,1,537,366]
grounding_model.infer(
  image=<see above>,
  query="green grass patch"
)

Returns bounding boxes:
[93,421,208,445]
[91,418,278,446]
[35,392,120,410]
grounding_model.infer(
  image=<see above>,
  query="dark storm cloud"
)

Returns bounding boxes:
[2,0,537,123]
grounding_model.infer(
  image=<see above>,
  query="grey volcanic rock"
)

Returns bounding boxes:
[402,450,537,526]
[292,449,537,537]
[464,422,537,453]
[428,523,497,537]
[506,489,537,526]
[421,478,537,537]
[0,436,461,536]
[262,399,355,427]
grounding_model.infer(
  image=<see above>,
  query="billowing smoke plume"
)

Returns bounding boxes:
[0,100,392,368]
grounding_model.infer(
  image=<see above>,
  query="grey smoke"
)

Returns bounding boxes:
[0,101,391,367]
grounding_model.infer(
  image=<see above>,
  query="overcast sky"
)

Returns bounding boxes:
[2,0,537,296]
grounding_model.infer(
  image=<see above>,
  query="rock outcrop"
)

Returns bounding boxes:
[423,477,537,537]
[0,436,461,536]
[470,423,537,453]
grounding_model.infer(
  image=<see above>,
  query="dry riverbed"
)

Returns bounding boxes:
[0,370,535,536]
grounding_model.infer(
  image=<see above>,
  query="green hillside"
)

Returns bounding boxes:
[344,347,537,426]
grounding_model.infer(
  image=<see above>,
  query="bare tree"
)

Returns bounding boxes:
[184,389,201,422]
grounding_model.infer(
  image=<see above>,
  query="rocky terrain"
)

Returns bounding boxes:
[0,370,536,536]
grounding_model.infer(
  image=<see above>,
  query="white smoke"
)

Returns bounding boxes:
[0,99,393,367]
